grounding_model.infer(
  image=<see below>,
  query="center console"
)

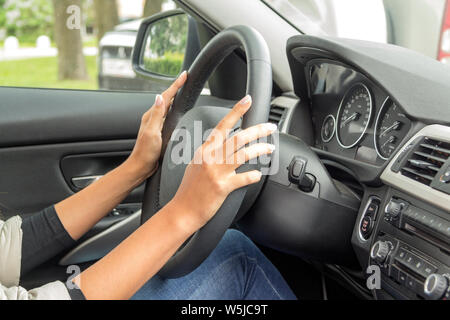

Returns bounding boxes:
[369,190,449,300]
[352,125,450,300]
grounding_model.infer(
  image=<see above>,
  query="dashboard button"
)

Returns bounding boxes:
[398,271,407,284]
[360,216,373,238]
[412,259,426,276]
[366,203,379,219]
[403,253,422,270]
[422,263,437,278]
[291,162,303,178]
[396,248,407,261]
[406,275,422,294]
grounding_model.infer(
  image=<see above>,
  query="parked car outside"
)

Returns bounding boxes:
[98,19,149,91]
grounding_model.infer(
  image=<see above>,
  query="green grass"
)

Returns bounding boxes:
[0,56,98,90]
[0,41,36,48]
[0,39,97,48]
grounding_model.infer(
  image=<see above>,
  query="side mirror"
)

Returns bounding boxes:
[132,10,190,79]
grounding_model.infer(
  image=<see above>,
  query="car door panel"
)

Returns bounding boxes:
[0,139,135,218]
[0,87,235,270]
[0,87,154,148]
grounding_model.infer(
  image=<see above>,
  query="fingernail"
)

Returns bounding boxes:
[239,95,252,105]
[178,70,187,80]
[268,144,276,152]
[264,123,278,133]
[155,94,163,107]
[251,171,262,180]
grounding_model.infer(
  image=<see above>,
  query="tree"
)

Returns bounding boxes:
[93,0,119,42]
[2,0,54,43]
[143,0,164,18]
[149,14,187,56]
[52,0,88,80]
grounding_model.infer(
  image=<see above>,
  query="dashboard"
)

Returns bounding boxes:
[307,60,412,166]
[272,35,450,300]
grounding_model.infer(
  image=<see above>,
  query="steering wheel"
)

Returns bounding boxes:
[140,25,272,278]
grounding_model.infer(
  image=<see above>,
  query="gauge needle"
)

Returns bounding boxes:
[381,136,396,148]
[380,121,401,137]
[341,112,359,128]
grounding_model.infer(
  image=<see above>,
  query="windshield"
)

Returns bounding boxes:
[263,0,449,64]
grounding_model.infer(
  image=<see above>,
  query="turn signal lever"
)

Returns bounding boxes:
[288,156,316,192]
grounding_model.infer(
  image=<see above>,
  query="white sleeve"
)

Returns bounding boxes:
[0,216,23,287]
[0,215,83,300]
[0,281,71,300]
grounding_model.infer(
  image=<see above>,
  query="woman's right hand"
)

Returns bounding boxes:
[170,95,277,233]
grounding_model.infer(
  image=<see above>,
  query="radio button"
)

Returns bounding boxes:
[422,263,437,278]
[404,253,415,266]
[396,248,407,261]
[406,275,423,294]
[398,271,407,284]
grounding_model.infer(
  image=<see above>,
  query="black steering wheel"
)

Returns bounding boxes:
[141,25,272,278]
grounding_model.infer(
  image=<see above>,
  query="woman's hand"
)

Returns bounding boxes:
[170,95,277,233]
[75,95,277,300]
[125,71,188,180]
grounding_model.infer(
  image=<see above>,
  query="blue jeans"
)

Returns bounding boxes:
[132,229,296,300]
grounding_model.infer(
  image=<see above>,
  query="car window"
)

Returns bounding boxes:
[0,0,183,92]
[263,0,450,65]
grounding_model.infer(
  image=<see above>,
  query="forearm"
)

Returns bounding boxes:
[74,200,197,300]
[55,159,147,240]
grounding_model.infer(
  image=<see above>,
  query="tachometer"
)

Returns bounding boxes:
[374,97,411,160]
[336,83,373,148]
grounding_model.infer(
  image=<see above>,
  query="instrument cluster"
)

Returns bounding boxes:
[308,60,412,165]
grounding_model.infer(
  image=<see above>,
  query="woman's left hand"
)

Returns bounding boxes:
[126,71,188,179]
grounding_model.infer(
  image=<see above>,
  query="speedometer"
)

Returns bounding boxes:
[374,97,411,160]
[336,83,373,149]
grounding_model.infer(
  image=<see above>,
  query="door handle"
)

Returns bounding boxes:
[71,175,103,189]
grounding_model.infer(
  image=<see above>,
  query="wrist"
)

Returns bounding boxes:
[164,198,203,237]
[119,158,149,187]
[124,156,158,179]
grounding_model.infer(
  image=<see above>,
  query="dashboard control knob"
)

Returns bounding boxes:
[370,241,392,264]
[385,200,404,218]
[424,274,448,300]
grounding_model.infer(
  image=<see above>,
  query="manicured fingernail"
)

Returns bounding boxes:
[264,123,278,132]
[268,144,276,152]
[239,95,252,105]
[155,94,163,107]
[178,70,187,80]
[251,171,263,180]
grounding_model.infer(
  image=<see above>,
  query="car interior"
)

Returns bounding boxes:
[1,0,449,300]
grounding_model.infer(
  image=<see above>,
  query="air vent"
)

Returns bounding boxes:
[268,104,287,127]
[400,137,450,186]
